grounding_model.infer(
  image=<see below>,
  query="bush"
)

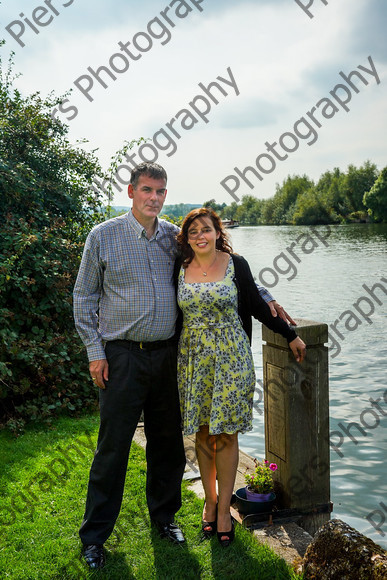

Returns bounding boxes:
[0,48,106,431]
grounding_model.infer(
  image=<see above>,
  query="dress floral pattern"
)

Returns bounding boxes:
[177,256,256,436]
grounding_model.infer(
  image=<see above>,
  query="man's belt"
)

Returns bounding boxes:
[110,338,177,351]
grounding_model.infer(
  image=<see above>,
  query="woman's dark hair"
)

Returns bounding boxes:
[177,207,233,265]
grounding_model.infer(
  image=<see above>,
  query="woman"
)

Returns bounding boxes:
[175,208,306,547]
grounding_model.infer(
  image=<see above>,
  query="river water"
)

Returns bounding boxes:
[228,223,387,549]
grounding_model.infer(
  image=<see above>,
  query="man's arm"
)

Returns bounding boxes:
[73,230,108,388]
[257,284,296,326]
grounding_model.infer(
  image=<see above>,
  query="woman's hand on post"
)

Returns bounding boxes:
[289,337,306,363]
[89,359,109,389]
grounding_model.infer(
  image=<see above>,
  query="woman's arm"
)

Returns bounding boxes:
[236,256,306,361]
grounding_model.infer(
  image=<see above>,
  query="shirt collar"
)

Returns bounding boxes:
[127,210,160,240]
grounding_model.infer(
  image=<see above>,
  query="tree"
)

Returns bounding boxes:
[268,175,314,224]
[339,161,379,215]
[260,197,276,224]
[315,168,345,222]
[221,201,239,220]
[0,49,106,430]
[363,167,387,222]
[234,195,263,224]
[203,199,227,214]
[292,187,331,225]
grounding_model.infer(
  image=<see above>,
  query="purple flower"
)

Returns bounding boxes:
[269,463,278,471]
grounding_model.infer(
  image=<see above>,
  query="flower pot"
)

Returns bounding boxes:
[245,487,273,502]
[235,488,276,515]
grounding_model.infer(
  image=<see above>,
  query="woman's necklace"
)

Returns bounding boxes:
[195,252,218,276]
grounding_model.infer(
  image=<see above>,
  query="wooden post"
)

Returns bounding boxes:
[262,318,330,536]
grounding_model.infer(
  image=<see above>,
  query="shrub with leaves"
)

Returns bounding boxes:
[0,47,107,431]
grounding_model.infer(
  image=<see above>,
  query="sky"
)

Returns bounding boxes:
[1,0,386,207]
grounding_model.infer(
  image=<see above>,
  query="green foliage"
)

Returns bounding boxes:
[312,161,378,224]
[163,203,201,219]
[220,162,380,226]
[341,161,378,213]
[363,167,387,222]
[269,175,313,225]
[221,201,239,220]
[203,198,227,214]
[0,50,106,429]
[159,213,183,226]
[315,168,346,223]
[234,195,264,224]
[0,217,97,428]
[292,187,331,225]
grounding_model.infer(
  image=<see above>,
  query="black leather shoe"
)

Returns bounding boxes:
[152,521,186,544]
[82,544,105,569]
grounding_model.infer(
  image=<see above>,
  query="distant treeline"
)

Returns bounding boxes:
[108,203,201,223]
[203,161,387,225]
[162,203,201,218]
[110,162,387,226]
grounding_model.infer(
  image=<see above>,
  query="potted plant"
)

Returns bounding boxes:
[234,459,278,515]
[244,458,278,501]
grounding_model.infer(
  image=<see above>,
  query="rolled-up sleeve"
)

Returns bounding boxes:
[257,285,274,303]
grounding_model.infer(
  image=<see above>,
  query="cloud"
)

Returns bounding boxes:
[215,98,285,129]
[348,0,387,64]
[2,0,386,207]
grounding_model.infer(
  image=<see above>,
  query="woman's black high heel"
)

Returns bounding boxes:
[201,502,217,538]
[217,516,235,547]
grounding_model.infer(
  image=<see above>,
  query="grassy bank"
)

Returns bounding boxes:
[0,415,302,579]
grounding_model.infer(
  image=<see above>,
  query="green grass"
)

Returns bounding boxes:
[0,415,302,579]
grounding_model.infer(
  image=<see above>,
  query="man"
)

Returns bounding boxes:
[73,162,294,569]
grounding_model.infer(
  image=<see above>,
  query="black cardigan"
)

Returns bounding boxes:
[173,253,298,345]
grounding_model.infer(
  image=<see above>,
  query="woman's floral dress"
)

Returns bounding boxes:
[177,256,256,436]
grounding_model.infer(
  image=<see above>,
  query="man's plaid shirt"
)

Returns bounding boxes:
[73,211,274,361]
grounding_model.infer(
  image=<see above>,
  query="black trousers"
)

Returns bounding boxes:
[79,340,186,545]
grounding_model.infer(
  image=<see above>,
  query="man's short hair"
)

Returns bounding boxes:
[130,162,167,189]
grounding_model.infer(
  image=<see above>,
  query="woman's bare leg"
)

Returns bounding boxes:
[215,432,239,539]
[195,426,217,524]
